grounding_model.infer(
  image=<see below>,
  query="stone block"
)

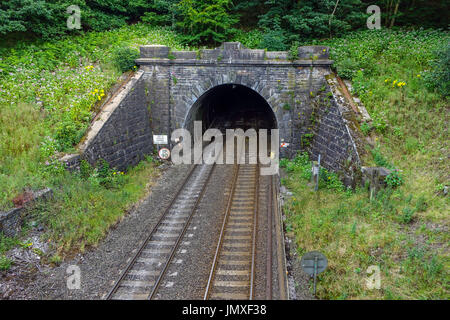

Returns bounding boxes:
[172,51,197,60]
[298,46,330,60]
[0,208,23,237]
[140,45,170,58]
[266,51,288,60]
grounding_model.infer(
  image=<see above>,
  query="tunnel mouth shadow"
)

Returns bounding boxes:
[183,83,278,135]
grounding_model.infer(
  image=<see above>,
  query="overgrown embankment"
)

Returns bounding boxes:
[280,29,449,299]
[0,24,189,262]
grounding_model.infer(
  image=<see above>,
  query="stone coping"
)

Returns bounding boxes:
[138,42,332,66]
[136,58,333,67]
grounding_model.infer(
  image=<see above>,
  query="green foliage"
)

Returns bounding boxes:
[280,152,311,181]
[288,41,299,61]
[259,28,287,51]
[385,170,403,188]
[319,167,344,191]
[232,29,263,49]
[424,43,450,97]
[176,0,238,46]
[112,46,139,73]
[399,206,415,223]
[0,23,185,211]
[282,103,290,110]
[371,147,391,168]
[54,118,86,151]
[79,159,127,189]
[283,166,447,298]
[313,29,447,81]
[0,233,19,254]
[415,195,428,213]
[256,0,366,45]
[141,0,178,27]
[280,152,344,191]
[0,255,11,270]
[0,0,159,40]
[301,133,314,148]
[1,0,448,47]
[49,254,62,265]
[79,160,92,180]
[360,122,371,136]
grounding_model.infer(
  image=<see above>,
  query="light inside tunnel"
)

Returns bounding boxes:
[184,84,277,135]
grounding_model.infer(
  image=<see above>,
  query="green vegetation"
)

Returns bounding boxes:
[112,47,140,73]
[0,24,181,255]
[424,43,450,97]
[2,1,447,46]
[281,153,448,299]
[30,156,159,254]
[176,0,239,45]
[0,234,19,270]
[281,29,449,299]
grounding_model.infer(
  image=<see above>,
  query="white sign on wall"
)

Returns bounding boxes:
[153,135,168,145]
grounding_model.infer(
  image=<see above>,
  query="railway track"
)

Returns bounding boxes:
[106,162,216,300]
[204,162,267,300]
[106,140,284,300]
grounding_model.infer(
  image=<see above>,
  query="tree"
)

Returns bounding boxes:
[176,0,238,46]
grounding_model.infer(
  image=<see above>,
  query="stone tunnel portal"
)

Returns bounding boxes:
[184,84,277,136]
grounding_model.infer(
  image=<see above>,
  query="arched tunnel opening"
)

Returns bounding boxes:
[184,84,277,134]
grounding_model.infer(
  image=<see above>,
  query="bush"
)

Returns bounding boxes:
[232,29,263,49]
[258,29,287,51]
[112,47,139,73]
[319,167,344,191]
[399,206,415,223]
[371,147,391,168]
[54,119,85,151]
[385,170,403,188]
[0,255,11,270]
[176,0,238,46]
[424,43,450,97]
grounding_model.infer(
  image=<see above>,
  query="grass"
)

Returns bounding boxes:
[30,156,160,254]
[0,23,184,257]
[280,28,449,299]
[282,153,448,299]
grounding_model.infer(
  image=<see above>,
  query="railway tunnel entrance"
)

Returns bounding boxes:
[183,84,278,135]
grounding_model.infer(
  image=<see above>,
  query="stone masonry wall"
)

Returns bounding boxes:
[138,43,334,160]
[307,88,361,183]
[79,71,153,171]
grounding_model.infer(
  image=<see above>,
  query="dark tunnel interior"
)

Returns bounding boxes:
[184,84,277,134]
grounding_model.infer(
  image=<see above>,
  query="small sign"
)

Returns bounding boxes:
[153,135,168,145]
[280,142,290,148]
[158,147,171,160]
[300,251,328,275]
[300,251,328,296]
[312,166,319,175]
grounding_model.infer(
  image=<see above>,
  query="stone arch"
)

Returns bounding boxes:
[182,82,279,135]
